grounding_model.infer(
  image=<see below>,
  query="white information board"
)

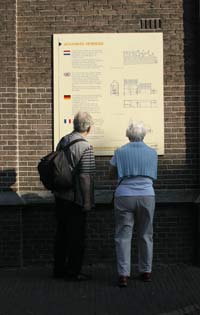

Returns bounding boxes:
[53,33,164,155]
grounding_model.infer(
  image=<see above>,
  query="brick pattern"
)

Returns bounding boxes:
[0,87,18,175]
[0,0,198,191]
[0,0,199,267]
[0,204,196,267]
[86,204,196,265]
[0,1,198,192]
[0,0,16,87]
[0,1,18,191]
[22,205,56,266]
[156,85,199,189]
[153,204,196,264]
[14,0,199,192]
[18,87,53,191]
[0,207,21,267]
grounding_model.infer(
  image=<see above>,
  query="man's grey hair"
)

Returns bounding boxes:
[126,122,147,141]
[73,111,94,132]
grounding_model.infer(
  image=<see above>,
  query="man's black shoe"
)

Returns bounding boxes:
[52,271,66,279]
[65,272,92,281]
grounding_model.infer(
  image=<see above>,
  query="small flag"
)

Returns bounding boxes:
[64,118,72,124]
[64,95,71,100]
[64,72,71,77]
[64,50,71,56]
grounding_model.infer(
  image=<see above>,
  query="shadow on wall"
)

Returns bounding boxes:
[0,169,22,205]
[0,169,54,205]
[183,0,199,184]
[0,169,17,192]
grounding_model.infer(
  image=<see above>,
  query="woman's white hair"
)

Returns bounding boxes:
[73,111,93,132]
[126,122,147,141]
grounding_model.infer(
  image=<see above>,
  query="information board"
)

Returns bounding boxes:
[53,33,164,155]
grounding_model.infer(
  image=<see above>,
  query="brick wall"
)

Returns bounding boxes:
[0,207,21,267]
[0,0,198,193]
[0,0,18,191]
[17,87,52,191]
[0,203,196,267]
[15,0,199,192]
[0,0,199,267]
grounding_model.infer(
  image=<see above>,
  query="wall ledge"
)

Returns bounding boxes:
[0,189,199,206]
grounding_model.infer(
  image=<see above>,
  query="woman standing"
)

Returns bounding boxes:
[110,122,158,287]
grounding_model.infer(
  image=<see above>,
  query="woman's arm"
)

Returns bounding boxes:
[109,165,118,179]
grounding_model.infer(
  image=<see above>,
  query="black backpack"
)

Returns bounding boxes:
[37,138,86,192]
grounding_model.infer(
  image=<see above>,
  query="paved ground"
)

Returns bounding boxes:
[0,264,200,315]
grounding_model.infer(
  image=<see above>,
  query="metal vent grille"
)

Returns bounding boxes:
[140,18,161,30]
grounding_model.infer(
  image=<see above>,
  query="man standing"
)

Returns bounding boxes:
[53,111,96,281]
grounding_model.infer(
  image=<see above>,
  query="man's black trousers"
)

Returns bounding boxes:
[54,197,87,276]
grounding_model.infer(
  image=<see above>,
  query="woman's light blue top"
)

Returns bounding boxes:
[110,141,158,196]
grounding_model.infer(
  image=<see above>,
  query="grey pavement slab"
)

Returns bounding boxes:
[0,264,200,315]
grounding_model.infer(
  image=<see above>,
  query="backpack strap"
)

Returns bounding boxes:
[61,138,87,170]
[59,137,86,151]
[65,138,87,149]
